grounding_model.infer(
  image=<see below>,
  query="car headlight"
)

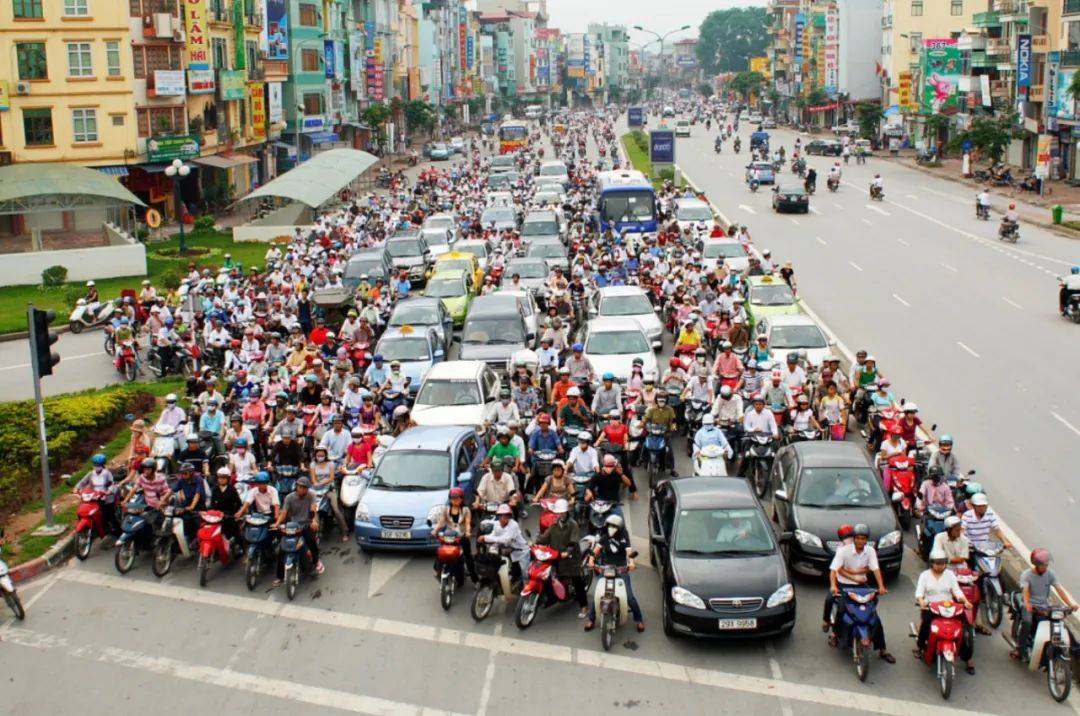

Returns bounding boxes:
[670,586,707,610]
[878,530,902,549]
[355,501,370,524]
[766,583,795,608]
[427,504,446,524]
[794,529,823,548]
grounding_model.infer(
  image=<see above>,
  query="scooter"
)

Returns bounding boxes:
[114,492,158,574]
[196,509,236,587]
[280,520,315,601]
[243,512,276,591]
[516,540,592,629]
[435,530,463,611]
[749,178,760,193]
[114,340,139,382]
[74,489,112,560]
[273,464,300,500]
[536,497,562,533]
[68,298,115,334]
[471,525,518,622]
[740,431,776,499]
[829,586,881,682]
[682,399,709,447]
[339,465,370,529]
[827,176,840,192]
[151,499,193,578]
[1004,594,1076,703]
[644,424,669,487]
[593,562,632,652]
[0,540,24,620]
[973,542,1005,628]
[151,424,178,475]
[999,220,1019,243]
[911,600,967,700]
[887,454,918,531]
[869,184,885,201]
[915,505,953,561]
[976,202,990,221]
[693,443,730,477]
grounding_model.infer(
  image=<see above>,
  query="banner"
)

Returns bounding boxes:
[920,38,961,113]
[794,14,804,65]
[268,82,282,123]
[183,0,210,70]
[1017,33,1032,96]
[234,0,245,69]
[324,39,336,79]
[467,34,474,71]
[750,57,769,74]
[249,82,266,140]
[628,106,643,127]
[459,23,467,72]
[265,0,288,60]
[1054,68,1076,120]
[147,134,200,162]
[188,68,215,94]
[1047,54,1060,117]
[349,30,363,94]
[153,70,186,96]
[650,130,674,165]
[1036,134,1051,178]
[219,69,246,100]
[897,72,912,110]
[981,73,992,108]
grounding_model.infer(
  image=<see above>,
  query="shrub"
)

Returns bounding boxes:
[136,226,150,241]
[61,285,84,310]
[657,167,675,182]
[193,215,216,233]
[41,265,68,287]
[159,265,184,290]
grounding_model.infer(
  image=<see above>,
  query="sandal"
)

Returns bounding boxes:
[636,622,645,633]
[879,651,896,664]
[583,621,594,631]
[966,664,976,675]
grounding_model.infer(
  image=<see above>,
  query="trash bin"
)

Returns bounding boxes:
[1053,205,1064,225]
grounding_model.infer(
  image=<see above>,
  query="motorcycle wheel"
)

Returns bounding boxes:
[151,539,173,578]
[286,564,298,602]
[440,573,455,612]
[245,552,260,591]
[1048,649,1072,703]
[515,591,539,629]
[3,589,25,620]
[752,462,768,499]
[471,585,495,622]
[648,459,659,488]
[938,653,954,700]
[198,555,209,588]
[899,508,912,532]
[114,541,135,574]
[76,529,93,560]
[601,611,616,652]
[69,321,84,335]
[104,335,116,356]
[985,588,1003,629]
[853,638,869,682]
[124,360,138,383]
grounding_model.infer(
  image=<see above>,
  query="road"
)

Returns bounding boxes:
[671,121,1080,591]
[0,329,123,400]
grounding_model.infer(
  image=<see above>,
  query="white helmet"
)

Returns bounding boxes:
[929,549,948,563]
[551,498,569,515]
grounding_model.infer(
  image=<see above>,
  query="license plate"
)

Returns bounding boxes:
[380,529,412,540]
[718,618,757,630]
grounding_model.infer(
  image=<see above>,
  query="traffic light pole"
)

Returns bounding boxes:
[27,304,63,535]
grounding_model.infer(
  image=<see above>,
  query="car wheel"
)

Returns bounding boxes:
[662,596,676,637]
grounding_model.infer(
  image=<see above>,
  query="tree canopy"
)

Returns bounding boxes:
[728,71,765,100]
[696,6,770,75]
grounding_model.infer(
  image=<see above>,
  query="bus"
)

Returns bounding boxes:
[498,121,528,154]
[595,170,658,236]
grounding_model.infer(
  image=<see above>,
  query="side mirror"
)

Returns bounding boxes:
[527,332,536,341]
[774,489,788,502]
[650,534,667,547]
[457,471,473,485]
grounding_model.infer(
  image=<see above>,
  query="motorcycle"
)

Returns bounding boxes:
[976,202,990,221]
[536,496,562,534]
[1005,595,1076,703]
[592,562,632,652]
[915,505,953,561]
[714,142,722,154]
[68,298,115,334]
[972,542,1005,628]
[887,454,918,531]
[869,184,885,202]
[114,492,158,574]
[1064,292,1080,324]
[749,178,760,193]
[531,449,558,488]
[999,220,1019,243]
[740,431,776,499]
[827,176,839,192]
[829,587,881,682]
[0,540,25,619]
[243,512,276,591]
[196,509,236,587]
[911,600,967,700]
[693,443,730,477]
[150,423,178,475]
[785,426,820,445]
[339,464,371,529]
[435,530,463,611]
[587,499,615,537]
[273,464,300,500]
[734,142,741,154]
[471,526,518,622]
[517,544,567,629]
[114,340,140,382]
[682,399,710,448]
[280,520,315,601]
[151,499,193,578]
[74,489,112,560]
[643,423,669,487]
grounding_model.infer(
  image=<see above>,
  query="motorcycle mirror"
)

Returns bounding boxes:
[774,489,789,502]
[930,423,938,432]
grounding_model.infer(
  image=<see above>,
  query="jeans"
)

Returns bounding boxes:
[1017,608,1043,654]
[277,525,319,578]
[587,570,643,623]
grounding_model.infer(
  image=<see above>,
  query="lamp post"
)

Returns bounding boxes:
[632,25,691,85]
[164,158,191,253]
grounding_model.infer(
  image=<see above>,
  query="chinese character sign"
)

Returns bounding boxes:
[249,82,266,139]
[184,0,210,70]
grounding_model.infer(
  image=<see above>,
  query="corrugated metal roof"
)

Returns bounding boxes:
[0,163,145,207]
[241,148,377,209]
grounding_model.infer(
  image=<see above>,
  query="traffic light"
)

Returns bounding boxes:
[29,307,60,376]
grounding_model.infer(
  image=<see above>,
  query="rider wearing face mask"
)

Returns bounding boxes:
[535,498,589,617]
[584,514,644,633]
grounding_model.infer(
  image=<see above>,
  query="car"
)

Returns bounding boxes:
[343,248,393,289]
[423,268,474,327]
[755,313,833,367]
[578,317,659,383]
[459,294,534,369]
[495,287,540,341]
[504,257,549,296]
[805,139,842,156]
[698,237,750,274]
[675,119,691,137]
[525,237,569,273]
[536,160,570,189]
[487,172,518,191]
[449,136,465,153]
[674,197,714,234]
[421,213,459,256]
[772,182,809,214]
[432,249,484,289]
[771,441,903,578]
[662,105,676,118]
[520,209,562,245]
[451,239,491,273]
[762,117,777,129]
[411,361,501,427]
[854,138,873,155]
[385,236,432,283]
[533,177,566,197]
[589,286,663,349]
[489,155,516,174]
[745,274,800,329]
[428,142,451,160]
[387,297,454,352]
[480,205,518,232]
[373,326,445,397]
[650,477,796,638]
[748,113,763,124]
[353,426,483,550]
[532,189,565,208]
[485,191,515,209]
[745,161,776,185]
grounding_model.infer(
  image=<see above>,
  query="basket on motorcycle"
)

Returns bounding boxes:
[436,544,462,563]
[475,552,503,578]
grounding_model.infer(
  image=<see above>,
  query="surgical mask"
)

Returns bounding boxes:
[606,526,619,537]
[316,455,327,462]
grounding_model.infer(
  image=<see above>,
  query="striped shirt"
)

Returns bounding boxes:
[961,507,1000,548]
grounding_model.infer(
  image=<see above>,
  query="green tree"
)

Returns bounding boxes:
[950,115,1018,163]
[728,71,765,101]
[696,82,714,99]
[696,6,769,75]
[1068,70,1080,104]
[854,101,884,140]
[924,113,951,153]
[403,100,436,135]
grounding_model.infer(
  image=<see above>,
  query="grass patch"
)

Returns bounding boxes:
[1061,220,1080,232]
[622,131,653,177]
[0,229,266,335]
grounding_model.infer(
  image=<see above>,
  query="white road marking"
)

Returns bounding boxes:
[832,202,843,210]
[861,218,873,225]
[0,351,106,372]
[809,207,822,215]
[941,262,959,273]
[1051,411,1080,438]
[476,623,501,716]
[919,185,969,204]
[738,204,756,214]
[848,261,863,272]
[1002,297,1023,309]
[2,570,62,629]
[52,570,992,716]
[367,555,412,598]
[815,236,827,246]
[906,194,919,201]
[790,218,800,226]
[897,237,910,246]
[865,204,890,216]
[892,293,911,307]
[2,627,467,716]
[764,643,794,716]
[956,341,981,359]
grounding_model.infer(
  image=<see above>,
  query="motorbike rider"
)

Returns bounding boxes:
[178,433,211,477]
[932,515,970,568]
[1001,203,1020,236]
[127,458,170,531]
[788,394,821,434]
[474,458,521,513]
[592,373,623,417]
[208,467,242,541]
[74,453,119,532]
[976,187,991,218]
[643,393,678,476]
[692,413,734,459]
[914,549,974,672]
[1059,266,1080,315]
[309,446,348,540]
[273,476,325,581]
[821,523,855,631]
[927,435,960,482]
[960,492,1012,551]
[198,398,226,458]
[235,471,281,521]
[827,162,842,188]
[484,426,524,474]
[870,173,884,198]
[558,387,593,434]
[535,498,589,617]
[804,166,817,193]
[829,524,895,663]
[584,513,644,633]
[431,487,477,585]
[1012,548,1080,661]
[918,466,956,515]
[165,462,210,542]
[477,504,530,592]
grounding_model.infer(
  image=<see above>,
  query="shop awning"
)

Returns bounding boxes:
[191,153,257,170]
[95,165,130,177]
[136,163,170,174]
[240,148,377,209]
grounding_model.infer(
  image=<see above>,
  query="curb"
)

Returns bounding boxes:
[0,324,71,344]
[9,528,76,584]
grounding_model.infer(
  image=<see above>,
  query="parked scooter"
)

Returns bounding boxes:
[68,298,115,334]
[0,537,24,619]
[195,509,236,587]
[910,600,968,700]
[828,587,882,682]
[1004,593,1076,702]
[280,520,315,601]
[114,492,158,574]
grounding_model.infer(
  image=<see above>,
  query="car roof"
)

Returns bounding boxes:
[704,237,740,246]
[439,250,478,260]
[508,257,546,266]
[469,294,521,316]
[671,477,758,509]
[387,425,473,452]
[524,209,558,221]
[393,296,441,309]
[588,316,647,332]
[749,274,788,286]
[429,268,466,279]
[777,183,806,192]
[789,441,870,468]
[597,285,648,297]
[675,197,708,208]
[765,314,818,327]
[425,361,487,380]
[379,326,432,342]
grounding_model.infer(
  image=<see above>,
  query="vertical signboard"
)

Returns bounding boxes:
[1036,134,1051,178]
[1017,33,1032,97]
[249,82,266,140]
[898,72,912,111]
[234,0,246,69]
[920,38,961,113]
[467,34,474,71]
[650,129,675,166]
[183,0,211,70]
[268,82,282,123]
[627,106,643,127]
[349,30,363,95]
[265,0,288,60]
[794,13,805,82]
[324,39,336,79]
[1054,68,1077,120]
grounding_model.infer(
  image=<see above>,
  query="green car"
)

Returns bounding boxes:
[745,274,800,330]
[424,268,474,327]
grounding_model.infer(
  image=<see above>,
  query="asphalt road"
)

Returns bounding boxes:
[671,120,1080,592]
[0,329,122,400]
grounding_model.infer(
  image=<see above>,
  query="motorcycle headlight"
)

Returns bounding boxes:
[670,586,707,610]
[427,504,445,525]
[355,501,371,524]
[794,529,823,549]
[766,583,795,608]
[878,530,902,549]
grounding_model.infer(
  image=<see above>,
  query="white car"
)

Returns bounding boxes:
[674,197,714,234]
[449,137,466,153]
[699,237,750,273]
[579,317,659,383]
[748,113,763,124]
[537,160,570,189]
[762,117,777,129]
[675,119,691,137]
[589,286,663,349]
[421,213,458,256]
[411,361,500,428]
[754,314,834,368]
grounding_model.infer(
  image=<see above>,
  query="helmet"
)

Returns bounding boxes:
[852,524,870,538]
[602,454,617,467]
[609,409,621,419]
[393,405,409,418]
[350,428,364,438]
[944,515,962,529]
[499,388,511,399]
[448,487,465,500]
[496,504,512,516]
[571,343,584,352]
[577,431,593,442]
[702,413,715,425]
[254,471,271,484]
[837,524,855,540]
[234,437,248,448]
[179,461,195,473]
[567,386,580,397]
[216,467,231,477]
[551,498,569,515]
[373,354,384,362]
[786,352,798,363]
[970,492,989,506]
[165,393,178,403]
[91,453,107,466]
[602,372,615,381]
[902,402,918,413]
[720,385,733,399]
[1030,548,1052,567]
[1072,266,1080,275]
[141,458,155,470]
[538,413,551,425]
[669,357,681,368]
[965,482,983,496]
[929,549,948,564]
[604,514,624,529]
[939,434,953,445]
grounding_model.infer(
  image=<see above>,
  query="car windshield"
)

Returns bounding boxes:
[508,261,547,278]
[587,330,649,355]
[370,452,450,491]
[751,283,795,306]
[431,143,448,152]
[704,243,745,259]
[345,260,383,280]
[387,240,423,257]
[488,175,512,189]
[599,294,653,316]
[416,379,480,406]
[456,244,487,260]
[425,216,454,229]
[751,163,773,172]
[425,276,466,298]
[778,185,805,195]
[540,164,567,176]
[422,230,449,246]
[390,304,439,326]
[491,157,515,169]
[770,324,828,349]
[674,508,775,555]
[677,206,712,221]
[522,220,559,236]
[528,243,567,260]
[482,208,515,225]
[377,337,430,362]
[463,318,525,345]
[796,467,889,508]
[600,190,656,222]
[535,193,561,205]
[437,259,472,274]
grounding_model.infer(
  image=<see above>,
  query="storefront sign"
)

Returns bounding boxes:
[302,116,324,132]
[219,69,246,101]
[147,134,200,162]
[267,81,282,122]
[1054,68,1077,120]
[650,130,674,165]
[467,35,474,70]
[349,30,363,94]
[1017,34,1032,96]
[265,0,288,60]
[153,70,186,96]
[187,68,215,94]
[249,82,266,140]
[1036,134,1051,178]
[183,0,210,70]
[898,72,912,110]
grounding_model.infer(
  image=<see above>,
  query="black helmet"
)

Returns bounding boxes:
[179,461,195,473]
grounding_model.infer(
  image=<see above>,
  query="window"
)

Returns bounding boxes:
[111,114,125,126]
[16,42,48,80]
[299,3,317,26]
[14,0,43,19]
[67,42,93,77]
[951,0,963,15]
[909,32,922,53]
[64,0,88,16]
[302,92,323,115]
[246,40,258,75]
[23,108,54,146]
[911,0,923,16]
[212,37,228,70]
[301,48,320,72]
[72,108,98,142]
[106,41,121,76]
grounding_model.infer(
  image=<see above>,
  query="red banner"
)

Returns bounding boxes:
[808,102,839,113]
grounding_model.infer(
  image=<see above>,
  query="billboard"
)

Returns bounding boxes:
[628,106,643,127]
[147,134,200,163]
[1053,68,1077,120]
[794,13,804,64]
[920,38,962,113]
[218,69,246,100]
[249,82,266,140]
[183,0,210,70]
[1017,34,1032,96]
[265,0,288,60]
[650,130,674,165]
[268,82,283,123]
[324,39,336,79]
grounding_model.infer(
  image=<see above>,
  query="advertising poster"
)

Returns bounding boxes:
[265,0,288,60]
[794,14,804,65]
[147,134,200,162]
[325,39,336,79]
[187,68,215,94]
[650,130,674,165]
[219,69,246,100]
[183,0,210,70]
[1054,68,1076,120]
[628,106,643,127]
[898,72,912,110]
[1017,34,1032,96]
[153,70,186,96]
[349,30,363,94]
[920,38,962,113]
[268,81,283,123]
[249,82,266,140]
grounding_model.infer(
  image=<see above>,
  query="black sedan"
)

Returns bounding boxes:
[771,442,903,579]
[650,477,796,638]
[805,139,842,156]
[772,183,809,213]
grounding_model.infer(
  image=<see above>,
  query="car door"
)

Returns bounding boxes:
[429,329,444,363]
[438,303,453,347]
[774,451,798,528]
[649,484,676,575]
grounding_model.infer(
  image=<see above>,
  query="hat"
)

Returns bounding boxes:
[496,504,512,516]
[971,493,989,506]
[944,515,962,529]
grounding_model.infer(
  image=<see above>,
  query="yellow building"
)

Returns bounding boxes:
[0,0,138,167]
[880,0,975,112]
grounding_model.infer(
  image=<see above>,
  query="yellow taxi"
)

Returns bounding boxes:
[431,250,483,290]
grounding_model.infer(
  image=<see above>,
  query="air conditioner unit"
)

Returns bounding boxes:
[154,13,173,39]
[173,29,186,43]
[15,81,31,96]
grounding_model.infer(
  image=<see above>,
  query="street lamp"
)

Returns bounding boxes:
[632,24,691,80]
[163,158,191,253]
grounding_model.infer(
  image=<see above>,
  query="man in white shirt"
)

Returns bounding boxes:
[829,524,894,663]
[914,549,973,671]
[742,395,779,438]
[478,504,530,590]
[566,433,600,476]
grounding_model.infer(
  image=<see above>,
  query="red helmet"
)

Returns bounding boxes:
[448,487,465,500]
[837,524,855,540]
[537,413,551,425]
[230,339,242,348]
[1030,548,1052,567]
[669,357,681,369]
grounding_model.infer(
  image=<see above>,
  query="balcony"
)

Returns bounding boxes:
[986,38,1012,55]
[1032,34,1049,52]
[1029,84,1045,101]
[1061,49,1080,66]
[973,11,1002,27]
[245,10,264,28]
[993,0,1019,11]
[1067,0,1080,16]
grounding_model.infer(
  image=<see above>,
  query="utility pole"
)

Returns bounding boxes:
[27,306,63,535]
